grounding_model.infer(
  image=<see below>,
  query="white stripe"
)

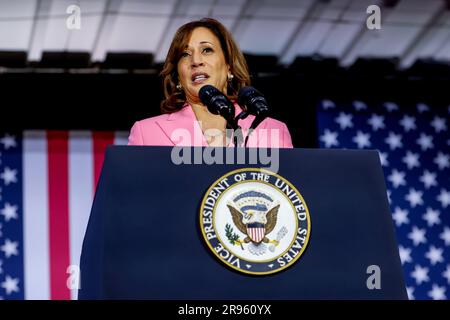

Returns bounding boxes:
[23,130,50,300]
[68,131,94,300]
[114,131,129,145]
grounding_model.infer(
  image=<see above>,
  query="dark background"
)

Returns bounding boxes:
[1,55,449,148]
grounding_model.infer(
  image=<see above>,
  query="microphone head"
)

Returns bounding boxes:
[199,85,234,120]
[199,85,219,114]
[238,86,269,117]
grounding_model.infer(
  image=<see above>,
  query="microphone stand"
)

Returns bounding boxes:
[226,120,243,147]
[231,111,249,148]
[244,116,265,147]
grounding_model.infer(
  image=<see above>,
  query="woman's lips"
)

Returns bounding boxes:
[191,72,210,84]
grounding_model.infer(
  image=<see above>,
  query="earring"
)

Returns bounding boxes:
[228,74,234,81]
[176,83,182,91]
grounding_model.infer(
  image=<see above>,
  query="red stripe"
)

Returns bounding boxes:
[47,131,71,300]
[248,228,265,243]
[93,131,115,192]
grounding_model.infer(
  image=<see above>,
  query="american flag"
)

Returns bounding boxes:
[317,99,450,300]
[0,130,127,300]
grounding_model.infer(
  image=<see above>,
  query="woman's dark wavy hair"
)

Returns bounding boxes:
[160,18,251,114]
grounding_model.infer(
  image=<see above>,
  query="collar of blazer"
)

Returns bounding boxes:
[155,102,259,146]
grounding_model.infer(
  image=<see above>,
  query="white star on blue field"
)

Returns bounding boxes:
[318,100,450,300]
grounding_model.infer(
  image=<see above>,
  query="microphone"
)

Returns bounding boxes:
[198,85,242,147]
[237,86,270,146]
[199,85,235,124]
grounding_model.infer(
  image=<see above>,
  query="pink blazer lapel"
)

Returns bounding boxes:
[154,103,259,147]
[155,104,208,146]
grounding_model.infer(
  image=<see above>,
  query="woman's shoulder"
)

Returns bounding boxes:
[128,113,172,146]
[236,111,287,131]
[133,113,171,127]
[256,116,289,130]
[134,105,191,126]
[266,117,288,127]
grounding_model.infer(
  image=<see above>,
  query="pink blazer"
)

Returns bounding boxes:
[128,103,293,148]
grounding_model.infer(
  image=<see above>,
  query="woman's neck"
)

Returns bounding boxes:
[190,101,208,116]
[190,102,224,124]
[189,101,228,146]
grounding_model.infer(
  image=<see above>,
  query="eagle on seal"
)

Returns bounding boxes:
[227,204,280,245]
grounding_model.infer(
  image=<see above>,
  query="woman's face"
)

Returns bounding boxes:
[177,27,230,105]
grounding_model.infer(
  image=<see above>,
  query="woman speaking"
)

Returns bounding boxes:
[128,18,293,148]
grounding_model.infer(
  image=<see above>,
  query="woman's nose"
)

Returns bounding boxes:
[191,51,204,67]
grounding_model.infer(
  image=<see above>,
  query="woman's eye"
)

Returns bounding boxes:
[203,47,213,53]
[181,52,190,58]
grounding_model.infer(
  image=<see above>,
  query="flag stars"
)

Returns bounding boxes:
[411,265,429,285]
[440,227,450,246]
[416,133,434,151]
[405,189,423,207]
[388,169,406,188]
[383,102,399,112]
[0,167,18,186]
[385,132,403,150]
[1,275,19,295]
[0,134,17,150]
[367,114,385,131]
[1,203,18,222]
[399,115,417,132]
[386,190,392,204]
[317,102,450,299]
[398,246,412,264]
[406,287,415,300]
[320,129,339,148]
[0,239,19,258]
[428,284,446,300]
[335,112,353,130]
[352,131,371,149]
[422,208,440,227]
[434,152,449,170]
[321,100,335,110]
[425,246,444,265]
[430,116,447,133]
[392,207,409,226]
[419,170,437,189]
[417,103,430,113]
[353,100,367,111]
[408,226,426,246]
[378,152,388,167]
[443,265,450,284]
[403,151,420,169]
[437,189,450,208]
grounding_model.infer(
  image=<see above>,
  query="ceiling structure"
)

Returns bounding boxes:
[0,0,449,69]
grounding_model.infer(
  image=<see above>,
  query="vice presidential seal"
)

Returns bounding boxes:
[200,168,311,275]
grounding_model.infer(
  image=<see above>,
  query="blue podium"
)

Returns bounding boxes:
[79,146,407,299]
